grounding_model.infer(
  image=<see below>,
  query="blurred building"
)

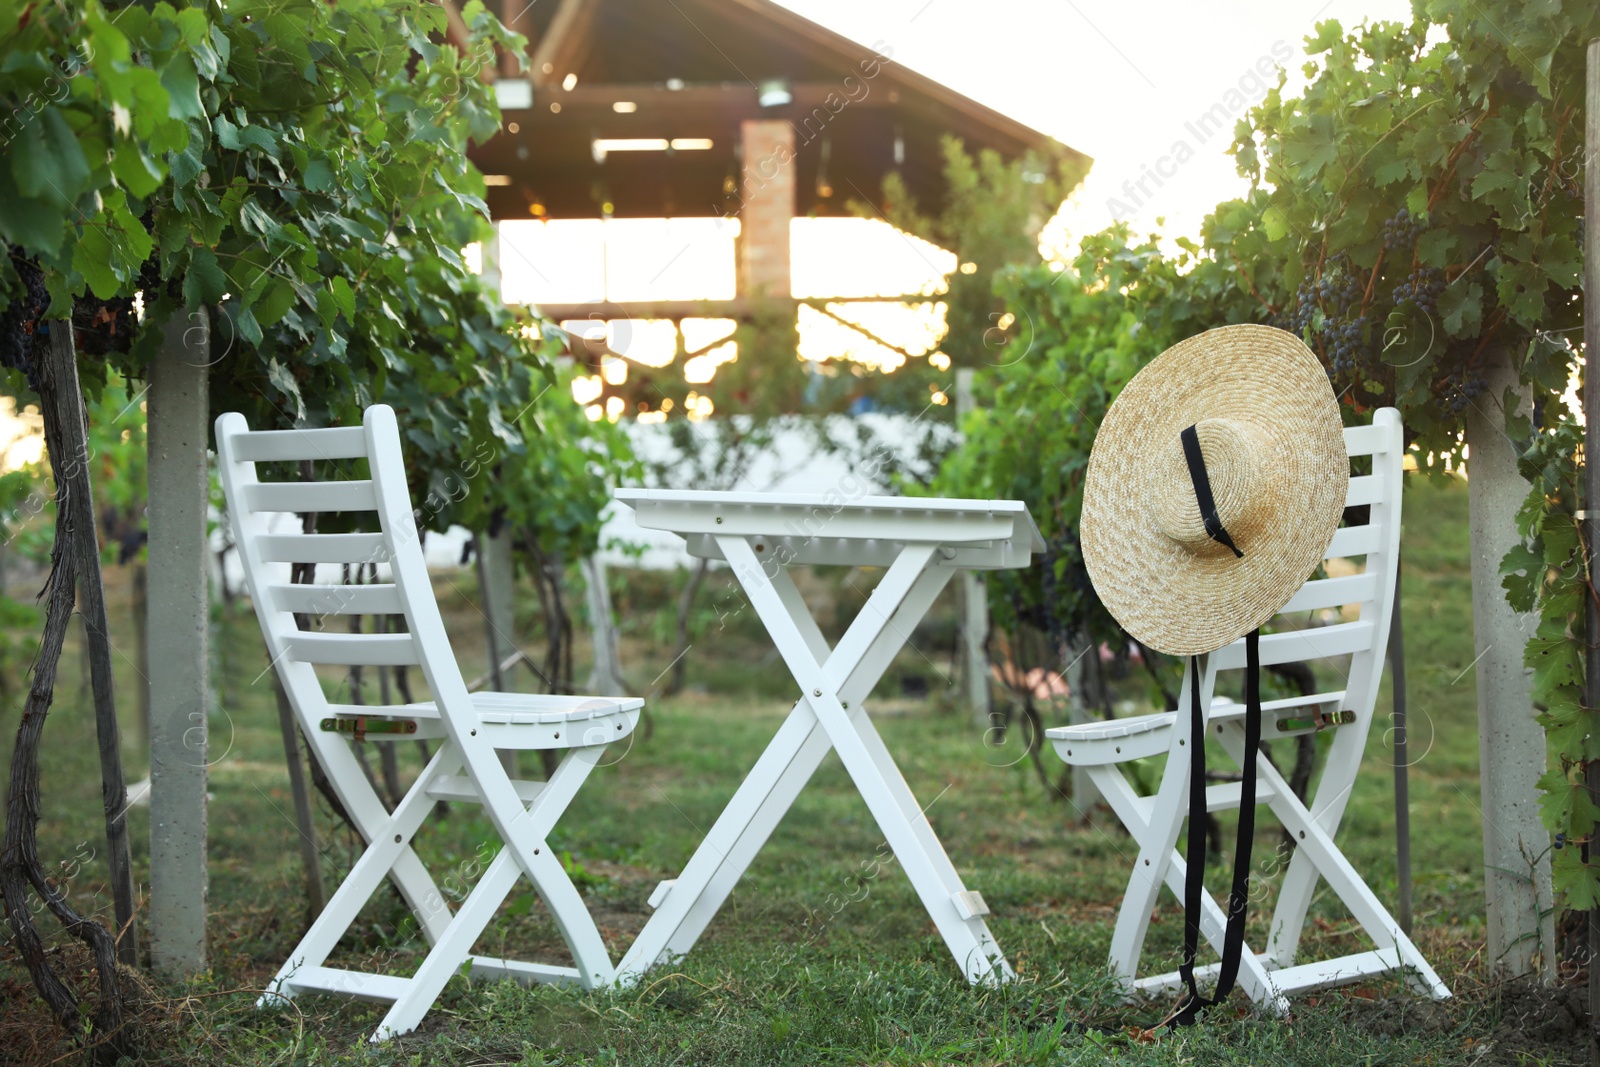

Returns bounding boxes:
[443,0,1086,412]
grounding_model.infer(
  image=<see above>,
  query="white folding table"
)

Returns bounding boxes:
[611,488,1044,986]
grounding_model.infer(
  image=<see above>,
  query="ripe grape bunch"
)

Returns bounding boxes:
[0,257,48,393]
[1439,369,1487,416]
[1287,267,1361,335]
[1382,207,1426,251]
[1391,266,1445,316]
[1325,314,1368,375]
[1283,256,1374,377]
[1287,280,1318,335]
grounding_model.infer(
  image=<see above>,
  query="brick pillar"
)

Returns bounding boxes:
[738,119,794,298]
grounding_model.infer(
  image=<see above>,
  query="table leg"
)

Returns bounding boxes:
[615,699,832,983]
[619,538,1010,986]
[811,691,1010,982]
[619,560,951,976]
[722,538,1012,984]
[845,703,1010,976]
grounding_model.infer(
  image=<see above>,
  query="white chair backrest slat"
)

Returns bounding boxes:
[1278,572,1379,615]
[1325,524,1380,559]
[255,532,391,566]
[268,582,406,617]
[242,479,379,514]
[1344,474,1382,508]
[1211,619,1376,671]
[1255,689,1347,712]
[227,424,369,463]
[1340,421,1393,457]
[285,632,421,667]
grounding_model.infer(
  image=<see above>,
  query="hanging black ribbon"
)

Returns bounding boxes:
[1168,423,1261,1026]
[1180,424,1244,559]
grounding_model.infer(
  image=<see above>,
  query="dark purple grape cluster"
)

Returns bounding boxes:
[1439,370,1487,416]
[137,252,162,293]
[1286,281,1318,334]
[1286,267,1362,335]
[0,255,47,393]
[1325,314,1368,375]
[1313,265,1362,314]
[1283,257,1373,375]
[1391,266,1444,316]
[1382,207,1426,251]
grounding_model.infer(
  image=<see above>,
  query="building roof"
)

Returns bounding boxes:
[469,0,1089,219]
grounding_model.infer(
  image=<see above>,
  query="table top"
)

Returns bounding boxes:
[613,488,1045,570]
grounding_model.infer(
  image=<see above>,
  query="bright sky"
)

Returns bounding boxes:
[775,0,1417,244]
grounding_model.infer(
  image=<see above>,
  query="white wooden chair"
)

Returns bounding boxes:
[1047,407,1449,1010]
[216,404,643,1042]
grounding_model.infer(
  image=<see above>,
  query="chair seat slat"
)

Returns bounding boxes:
[287,632,419,666]
[257,533,389,565]
[1211,689,1347,715]
[1279,572,1378,613]
[1049,690,1347,746]
[268,582,404,617]
[244,480,378,513]
[325,702,440,719]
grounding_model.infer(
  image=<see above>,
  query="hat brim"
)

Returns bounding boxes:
[1081,324,1349,657]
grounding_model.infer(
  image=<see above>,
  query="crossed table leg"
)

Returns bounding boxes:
[615,537,1012,986]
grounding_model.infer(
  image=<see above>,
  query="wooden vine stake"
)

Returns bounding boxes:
[0,318,130,1064]
[54,335,140,967]
[272,674,325,920]
[1583,35,1599,1067]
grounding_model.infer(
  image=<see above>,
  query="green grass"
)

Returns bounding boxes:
[0,473,1584,1065]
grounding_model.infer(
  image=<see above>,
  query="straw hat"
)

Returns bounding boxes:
[1080,324,1348,657]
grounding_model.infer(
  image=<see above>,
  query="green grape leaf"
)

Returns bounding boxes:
[183,247,227,305]
[1553,850,1600,912]
[160,53,206,120]
[330,276,356,321]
